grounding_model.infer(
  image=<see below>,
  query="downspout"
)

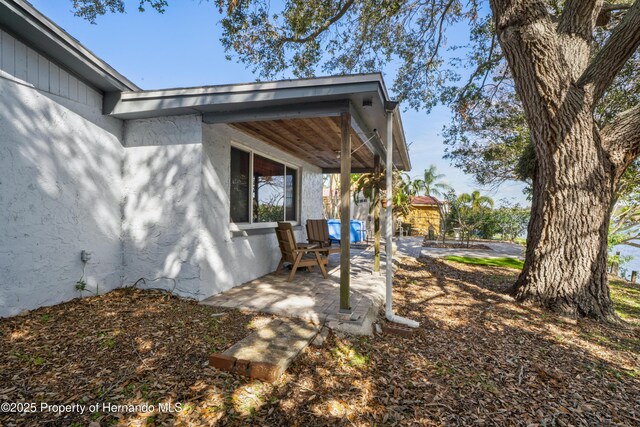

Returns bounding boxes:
[385,102,420,328]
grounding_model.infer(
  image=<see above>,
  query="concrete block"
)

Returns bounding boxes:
[209,353,236,371]
[381,322,415,338]
[249,361,283,383]
[235,359,251,376]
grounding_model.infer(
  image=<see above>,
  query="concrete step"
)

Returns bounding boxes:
[209,318,321,382]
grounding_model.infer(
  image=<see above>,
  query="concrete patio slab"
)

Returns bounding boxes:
[201,246,386,335]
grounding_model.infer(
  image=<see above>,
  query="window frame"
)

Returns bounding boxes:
[229,143,300,229]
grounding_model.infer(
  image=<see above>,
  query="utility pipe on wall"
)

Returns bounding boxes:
[385,102,419,329]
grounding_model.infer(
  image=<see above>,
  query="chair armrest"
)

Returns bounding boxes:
[303,247,332,253]
[297,243,318,249]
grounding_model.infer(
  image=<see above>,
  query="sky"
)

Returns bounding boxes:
[29,1,528,205]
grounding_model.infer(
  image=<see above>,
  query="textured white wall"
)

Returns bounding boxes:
[0,75,124,317]
[198,124,324,296]
[0,28,327,314]
[121,115,204,298]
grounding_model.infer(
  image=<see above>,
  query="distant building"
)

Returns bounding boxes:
[406,196,442,238]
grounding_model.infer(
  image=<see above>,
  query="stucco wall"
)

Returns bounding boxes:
[0,27,326,314]
[0,74,124,317]
[199,123,324,296]
[121,115,204,298]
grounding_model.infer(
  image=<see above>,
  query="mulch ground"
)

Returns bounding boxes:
[2,258,640,426]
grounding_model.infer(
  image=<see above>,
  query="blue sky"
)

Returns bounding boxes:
[31,1,528,205]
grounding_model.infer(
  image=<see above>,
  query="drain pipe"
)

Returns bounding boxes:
[384,101,419,329]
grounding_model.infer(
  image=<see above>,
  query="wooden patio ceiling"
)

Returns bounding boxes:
[228,116,375,171]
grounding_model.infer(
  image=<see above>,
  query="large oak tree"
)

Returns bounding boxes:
[74,0,640,320]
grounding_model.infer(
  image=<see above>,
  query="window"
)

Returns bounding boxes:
[230,147,298,224]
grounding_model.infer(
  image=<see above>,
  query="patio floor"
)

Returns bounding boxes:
[200,246,385,332]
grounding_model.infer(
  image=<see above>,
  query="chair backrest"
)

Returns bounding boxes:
[306,219,330,245]
[276,222,297,263]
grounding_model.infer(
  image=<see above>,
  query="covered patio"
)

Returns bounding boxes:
[107,73,415,328]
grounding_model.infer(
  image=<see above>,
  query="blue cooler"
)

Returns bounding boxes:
[327,219,367,243]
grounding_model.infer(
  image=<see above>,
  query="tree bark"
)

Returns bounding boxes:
[514,106,618,319]
[489,0,640,320]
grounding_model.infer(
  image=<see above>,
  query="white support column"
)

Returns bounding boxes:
[385,109,394,317]
[384,102,419,328]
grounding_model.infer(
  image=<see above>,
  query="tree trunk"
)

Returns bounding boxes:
[487,0,640,321]
[513,107,618,320]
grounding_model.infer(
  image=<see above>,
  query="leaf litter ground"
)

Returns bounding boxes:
[1,257,639,426]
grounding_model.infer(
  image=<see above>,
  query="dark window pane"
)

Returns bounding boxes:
[253,155,284,222]
[230,147,250,223]
[285,167,297,221]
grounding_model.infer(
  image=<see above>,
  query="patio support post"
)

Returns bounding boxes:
[384,107,394,317]
[339,111,351,312]
[373,154,381,272]
[384,102,419,328]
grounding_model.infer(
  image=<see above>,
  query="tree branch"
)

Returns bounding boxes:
[602,103,640,170]
[577,0,640,102]
[558,0,603,39]
[602,3,633,12]
[281,0,354,44]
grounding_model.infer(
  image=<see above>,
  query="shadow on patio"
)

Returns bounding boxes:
[201,246,385,329]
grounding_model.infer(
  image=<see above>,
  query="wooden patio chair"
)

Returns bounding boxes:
[275,222,329,281]
[306,219,341,255]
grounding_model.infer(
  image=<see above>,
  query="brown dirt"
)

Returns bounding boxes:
[1,259,639,426]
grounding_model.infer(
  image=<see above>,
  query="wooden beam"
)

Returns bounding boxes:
[324,117,373,169]
[350,103,386,158]
[373,154,381,272]
[322,167,374,174]
[340,111,351,312]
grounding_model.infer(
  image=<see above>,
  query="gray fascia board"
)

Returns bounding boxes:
[0,0,139,92]
[119,73,385,100]
[109,81,382,117]
[393,108,412,171]
[202,100,350,124]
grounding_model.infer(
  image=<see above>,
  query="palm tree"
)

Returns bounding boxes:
[458,190,494,211]
[454,190,494,247]
[351,171,416,218]
[415,165,452,198]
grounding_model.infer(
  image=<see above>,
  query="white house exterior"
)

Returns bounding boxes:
[0,0,410,317]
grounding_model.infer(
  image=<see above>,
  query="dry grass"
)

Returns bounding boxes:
[1,258,639,426]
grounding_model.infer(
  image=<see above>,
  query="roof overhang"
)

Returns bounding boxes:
[106,74,411,171]
[0,0,139,92]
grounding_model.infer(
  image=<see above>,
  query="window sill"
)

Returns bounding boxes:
[230,223,302,239]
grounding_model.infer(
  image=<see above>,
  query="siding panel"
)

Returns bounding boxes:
[26,47,38,86]
[0,30,102,107]
[37,54,48,90]
[14,39,27,81]
[1,30,15,76]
